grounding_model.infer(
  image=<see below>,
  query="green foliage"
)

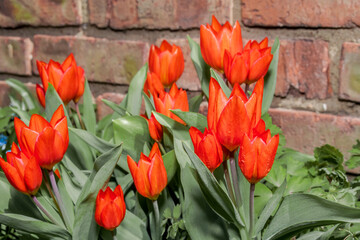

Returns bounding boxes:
[346,140,360,169]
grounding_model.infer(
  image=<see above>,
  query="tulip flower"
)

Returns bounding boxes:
[200,15,243,71]
[143,72,165,97]
[189,127,223,172]
[207,77,264,152]
[14,105,69,170]
[224,38,273,85]
[36,53,85,107]
[153,83,189,125]
[143,113,163,142]
[0,143,42,195]
[127,143,167,200]
[95,185,126,231]
[238,120,279,184]
[149,40,184,87]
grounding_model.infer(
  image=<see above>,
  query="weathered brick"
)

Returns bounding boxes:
[89,0,231,29]
[0,0,82,27]
[275,39,331,99]
[33,35,148,84]
[269,108,360,158]
[0,37,33,76]
[339,42,360,102]
[155,38,200,91]
[241,0,360,28]
[96,92,125,120]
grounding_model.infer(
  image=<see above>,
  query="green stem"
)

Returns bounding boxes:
[75,103,86,130]
[112,229,117,240]
[49,170,72,231]
[249,183,255,239]
[31,195,62,227]
[230,157,242,207]
[223,161,236,206]
[152,200,161,240]
[158,142,166,155]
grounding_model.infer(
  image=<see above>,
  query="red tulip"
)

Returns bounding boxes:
[0,143,42,195]
[143,113,163,142]
[239,120,279,184]
[189,127,223,172]
[36,53,85,107]
[200,15,243,71]
[153,83,189,125]
[14,105,69,170]
[207,77,264,152]
[143,72,165,97]
[224,38,273,85]
[127,143,167,200]
[95,185,126,231]
[149,40,184,87]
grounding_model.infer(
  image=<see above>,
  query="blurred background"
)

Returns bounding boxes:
[0,0,360,168]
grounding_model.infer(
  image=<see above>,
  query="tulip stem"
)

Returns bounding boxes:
[245,84,250,98]
[223,161,236,206]
[75,103,86,130]
[249,183,255,239]
[32,195,62,227]
[49,170,72,232]
[230,157,242,207]
[158,142,166,155]
[112,229,117,240]
[152,199,161,240]
[42,169,61,214]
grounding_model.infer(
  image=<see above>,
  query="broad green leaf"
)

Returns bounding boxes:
[187,35,211,98]
[171,109,207,132]
[210,69,231,97]
[69,127,116,154]
[285,176,312,195]
[102,99,127,117]
[10,106,31,125]
[264,162,286,188]
[0,213,70,239]
[263,194,360,240]
[82,80,96,134]
[189,94,203,113]
[126,64,148,115]
[45,84,72,127]
[254,183,273,218]
[163,150,178,184]
[183,143,244,228]
[262,37,280,114]
[67,130,94,170]
[6,78,39,110]
[255,180,286,234]
[57,175,75,233]
[142,92,155,118]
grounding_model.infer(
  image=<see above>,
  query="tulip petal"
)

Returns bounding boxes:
[75,66,85,102]
[200,25,221,70]
[248,53,273,82]
[14,117,26,144]
[100,202,122,230]
[48,60,63,90]
[149,143,161,160]
[61,53,75,70]
[57,65,78,104]
[230,21,243,55]
[36,84,46,108]
[0,157,27,193]
[127,156,151,199]
[29,114,51,133]
[257,135,279,180]
[24,156,42,195]
[20,127,39,157]
[148,154,167,199]
[207,78,228,132]
[189,127,203,149]
[50,105,65,127]
[53,117,69,149]
[239,134,257,183]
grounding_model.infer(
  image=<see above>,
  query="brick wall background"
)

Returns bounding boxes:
[1,0,360,160]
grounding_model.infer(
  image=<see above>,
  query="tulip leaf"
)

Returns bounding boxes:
[210,69,231,98]
[0,213,71,239]
[82,80,96,134]
[73,145,122,240]
[183,143,244,228]
[102,99,128,117]
[163,150,178,184]
[189,94,203,113]
[67,129,95,170]
[113,115,151,161]
[297,224,339,240]
[45,84,72,127]
[187,35,211,98]
[181,164,233,240]
[142,92,155,118]
[262,193,360,240]
[126,64,148,115]
[69,127,116,154]
[262,37,280,114]
[6,78,40,111]
[255,180,286,235]
[171,109,207,132]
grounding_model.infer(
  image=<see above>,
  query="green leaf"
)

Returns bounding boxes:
[314,144,344,170]
[126,64,148,115]
[262,37,280,114]
[171,109,207,132]
[187,36,211,98]
[142,92,155,118]
[82,80,96,134]
[0,213,70,239]
[254,183,273,218]
[346,140,360,169]
[102,99,127,117]
[45,84,72,127]
[163,150,178,184]
[263,194,360,240]
[115,211,150,240]
[6,78,39,110]
[67,130,94,170]
[210,69,231,98]
[255,180,286,234]
[183,143,244,228]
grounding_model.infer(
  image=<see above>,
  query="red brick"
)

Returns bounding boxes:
[0,37,33,76]
[241,0,360,28]
[89,0,231,29]
[155,38,200,91]
[269,108,360,157]
[96,92,125,120]
[275,39,331,99]
[33,35,148,85]
[339,42,360,102]
[0,0,82,27]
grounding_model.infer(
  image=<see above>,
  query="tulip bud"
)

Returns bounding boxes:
[143,72,165,97]
[143,113,163,142]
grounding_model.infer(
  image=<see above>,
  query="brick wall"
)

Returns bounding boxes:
[1,0,360,158]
